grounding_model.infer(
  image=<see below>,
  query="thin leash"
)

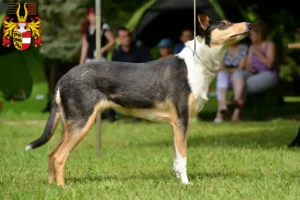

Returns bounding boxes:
[193,0,197,56]
[191,0,218,74]
[188,45,218,74]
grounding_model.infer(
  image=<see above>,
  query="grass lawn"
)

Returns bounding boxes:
[1,113,300,199]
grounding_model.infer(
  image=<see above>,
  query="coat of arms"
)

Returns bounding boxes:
[2,2,42,51]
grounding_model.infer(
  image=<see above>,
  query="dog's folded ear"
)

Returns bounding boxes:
[198,14,210,31]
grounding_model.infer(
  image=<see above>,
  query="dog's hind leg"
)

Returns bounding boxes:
[51,101,107,187]
[52,117,96,187]
[171,116,190,184]
[48,129,64,184]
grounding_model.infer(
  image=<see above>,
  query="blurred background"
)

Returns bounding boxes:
[1,1,300,196]
[0,0,299,121]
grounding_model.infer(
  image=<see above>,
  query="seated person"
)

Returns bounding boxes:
[174,29,193,54]
[157,38,174,58]
[112,27,152,63]
[229,20,280,121]
[214,42,248,123]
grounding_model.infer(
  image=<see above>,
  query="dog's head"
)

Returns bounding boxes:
[198,14,252,47]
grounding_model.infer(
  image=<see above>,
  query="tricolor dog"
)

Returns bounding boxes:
[26,14,252,187]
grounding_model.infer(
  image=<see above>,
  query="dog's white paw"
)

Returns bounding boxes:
[181,180,193,185]
[174,169,191,184]
[180,175,191,185]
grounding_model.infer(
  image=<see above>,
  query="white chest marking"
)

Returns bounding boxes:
[177,38,224,104]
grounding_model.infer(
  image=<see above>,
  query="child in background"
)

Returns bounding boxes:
[157,38,174,59]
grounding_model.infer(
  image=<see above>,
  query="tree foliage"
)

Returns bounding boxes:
[37,0,149,62]
[37,0,87,62]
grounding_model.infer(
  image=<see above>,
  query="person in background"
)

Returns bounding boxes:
[229,20,279,121]
[107,27,152,122]
[173,29,193,54]
[157,38,174,59]
[112,27,152,63]
[79,7,115,64]
[214,41,248,123]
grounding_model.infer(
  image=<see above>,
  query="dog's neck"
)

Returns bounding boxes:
[177,36,227,101]
[184,36,226,73]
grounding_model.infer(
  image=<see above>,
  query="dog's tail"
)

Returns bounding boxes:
[25,90,61,151]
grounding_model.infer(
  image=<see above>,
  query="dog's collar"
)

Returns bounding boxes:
[187,45,219,74]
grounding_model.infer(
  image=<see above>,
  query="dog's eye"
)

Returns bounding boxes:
[220,22,226,26]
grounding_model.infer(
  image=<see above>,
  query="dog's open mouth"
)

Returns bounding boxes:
[229,32,249,38]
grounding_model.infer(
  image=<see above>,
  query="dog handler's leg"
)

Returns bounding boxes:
[171,119,190,184]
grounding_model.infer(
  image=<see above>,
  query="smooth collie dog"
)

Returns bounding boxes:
[26,14,252,187]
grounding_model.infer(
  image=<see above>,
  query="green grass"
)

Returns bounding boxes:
[1,114,300,199]
[284,96,300,103]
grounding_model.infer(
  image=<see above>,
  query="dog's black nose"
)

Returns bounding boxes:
[246,22,252,30]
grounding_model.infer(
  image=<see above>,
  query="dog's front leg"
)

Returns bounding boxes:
[171,118,190,184]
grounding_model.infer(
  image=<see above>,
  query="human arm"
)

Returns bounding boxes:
[252,41,276,69]
[100,30,115,56]
[238,57,247,70]
[79,34,88,64]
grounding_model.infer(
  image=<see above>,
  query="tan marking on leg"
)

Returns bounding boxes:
[46,106,62,184]
[188,93,207,122]
[188,94,197,120]
[53,128,72,187]
[48,133,63,184]
[171,121,187,157]
[55,88,61,105]
[110,98,177,123]
[171,119,190,184]
[52,100,111,187]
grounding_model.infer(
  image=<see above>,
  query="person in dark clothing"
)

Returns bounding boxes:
[107,27,152,122]
[79,7,115,64]
[112,27,152,63]
[173,29,193,54]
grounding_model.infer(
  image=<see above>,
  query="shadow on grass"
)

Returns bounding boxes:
[65,171,260,184]
[187,130,298,149]
[189,170,300,181]
[64,170,300,185]
[65,172,244,184]
[65,172,173,184]
[136,129,300,149]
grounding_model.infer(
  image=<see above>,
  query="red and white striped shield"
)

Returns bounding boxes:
[13,31,32,51]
